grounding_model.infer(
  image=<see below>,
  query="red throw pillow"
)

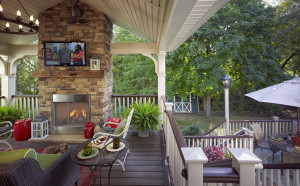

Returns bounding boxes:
[107,117,121,128]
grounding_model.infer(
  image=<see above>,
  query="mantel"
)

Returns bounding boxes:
[31,70,104,78]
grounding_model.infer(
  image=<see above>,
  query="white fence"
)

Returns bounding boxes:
[11,95,39,118]
[112,95,157,118]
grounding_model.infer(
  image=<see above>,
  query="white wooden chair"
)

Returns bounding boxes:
[93,108,134,171]
[0,121,14,151]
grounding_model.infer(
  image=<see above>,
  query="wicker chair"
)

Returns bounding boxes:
[250,123,272,151]
[0,146,79,186]
[0,121,14,151]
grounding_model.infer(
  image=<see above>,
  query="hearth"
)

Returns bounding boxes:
[52,94,91,134]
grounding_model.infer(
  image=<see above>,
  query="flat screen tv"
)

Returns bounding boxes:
[44,42,87,66]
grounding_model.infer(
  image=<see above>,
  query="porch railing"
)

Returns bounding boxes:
[162,97,187,186]
[112,95,158,118]
[11,95,39,118]
[256,163,300,186]
[184,129,254,154]
[205,119,293,138]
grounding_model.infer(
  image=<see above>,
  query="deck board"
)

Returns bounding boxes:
[7,130,169,186]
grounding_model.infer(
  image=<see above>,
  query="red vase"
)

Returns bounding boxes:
[84,122,94,139]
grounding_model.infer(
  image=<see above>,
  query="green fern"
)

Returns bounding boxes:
[124,101,161,131]
[0,105,26,126]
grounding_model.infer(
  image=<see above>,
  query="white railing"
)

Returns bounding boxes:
[11,95,39,118]
[205,119,293,137]
[163,99,187,186]
[184,128,254,154]
[112,95,157,118]
[256,164,300,186]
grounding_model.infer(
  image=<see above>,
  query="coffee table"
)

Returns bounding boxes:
[71,138,129,186]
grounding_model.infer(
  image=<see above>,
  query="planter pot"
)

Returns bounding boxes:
[137,128,149,137]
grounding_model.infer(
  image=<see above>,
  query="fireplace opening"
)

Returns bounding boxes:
[52,94,91,127]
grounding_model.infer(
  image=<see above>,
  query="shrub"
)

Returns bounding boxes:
[0,105,26,125]
[203,145,225,162]
[181,125,202,136]
[124,101,161,131]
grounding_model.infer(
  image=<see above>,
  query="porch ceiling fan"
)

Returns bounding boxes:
[67,0,89,25]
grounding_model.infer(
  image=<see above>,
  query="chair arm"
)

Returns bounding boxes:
[93,132,122,138]
[41,145,79,186]
[0,121,13,127]
[103,122,121,127]
[0,158,44,186]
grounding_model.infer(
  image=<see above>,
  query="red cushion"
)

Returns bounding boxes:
[107,118,121,128]
[106,123,118,128]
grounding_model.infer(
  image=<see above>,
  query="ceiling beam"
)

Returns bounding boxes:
[110,42,158,55]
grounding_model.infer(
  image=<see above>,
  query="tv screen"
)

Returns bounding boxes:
[44,42,86,66]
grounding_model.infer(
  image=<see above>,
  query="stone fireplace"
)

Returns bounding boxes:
[32,0,113,134]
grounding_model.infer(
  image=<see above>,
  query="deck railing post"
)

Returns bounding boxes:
[228,148,262,186]
[182,147,208,186]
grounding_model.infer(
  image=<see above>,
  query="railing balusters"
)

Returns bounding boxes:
[283,169,290,186]
[294,169,300,186]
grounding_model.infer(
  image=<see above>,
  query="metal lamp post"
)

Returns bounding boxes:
[222,74,231,135]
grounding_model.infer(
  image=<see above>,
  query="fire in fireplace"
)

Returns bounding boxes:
[52,94,91,127]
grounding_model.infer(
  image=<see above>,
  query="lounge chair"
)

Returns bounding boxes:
[250,123,272,152]
[93,108,134,171]
[0,121,14,151]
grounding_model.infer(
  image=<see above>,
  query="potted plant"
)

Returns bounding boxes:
[124,101,161,137]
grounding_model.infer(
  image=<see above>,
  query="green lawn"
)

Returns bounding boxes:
[174,112,272,134]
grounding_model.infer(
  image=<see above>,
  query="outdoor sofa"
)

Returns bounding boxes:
[0,146,79,186]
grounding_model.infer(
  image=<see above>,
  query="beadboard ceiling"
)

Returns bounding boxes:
[0,0,228,51]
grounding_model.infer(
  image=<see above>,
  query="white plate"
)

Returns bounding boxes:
[106,142,125,152]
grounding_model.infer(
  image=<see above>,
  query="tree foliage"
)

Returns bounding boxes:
[17,56,39,95]
[112,26,157,95]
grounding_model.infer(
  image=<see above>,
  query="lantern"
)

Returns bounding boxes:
[90,54,100,70]
[31,115,49,139]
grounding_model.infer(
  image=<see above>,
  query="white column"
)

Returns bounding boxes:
[228,148,262,186]
[157,51,166,125]
[225,87,230,135]
[182,147,208,186]
[1,75,17,105]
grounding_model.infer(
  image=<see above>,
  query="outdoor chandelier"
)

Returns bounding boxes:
[0,0,39,35]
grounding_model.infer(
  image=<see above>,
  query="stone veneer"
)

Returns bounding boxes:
[37,0,113,128]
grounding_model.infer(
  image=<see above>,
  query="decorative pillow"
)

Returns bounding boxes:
[107,118,122,128]
[36,153,61,170]
[102,127,116,134]
[114,119,126,135]
[94,125,101,134]
[0,148,36,164]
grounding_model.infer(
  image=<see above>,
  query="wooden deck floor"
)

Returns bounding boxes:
[7,130,169,186]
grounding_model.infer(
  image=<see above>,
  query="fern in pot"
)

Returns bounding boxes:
[124,101,161,137]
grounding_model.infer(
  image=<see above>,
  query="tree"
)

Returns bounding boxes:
[17,56,39,95]
[275,0,300,76]
[112,26,157,95]
[166,0,288,117]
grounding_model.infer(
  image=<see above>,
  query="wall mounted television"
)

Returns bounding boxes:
[44,42,87,66]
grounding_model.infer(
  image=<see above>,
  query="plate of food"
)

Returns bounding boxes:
[271,135,283,142]
[91,135,108,149]
[77,148,99,159]
[106,142,125,152]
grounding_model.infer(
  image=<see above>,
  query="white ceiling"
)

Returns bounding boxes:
[0,0,228,51]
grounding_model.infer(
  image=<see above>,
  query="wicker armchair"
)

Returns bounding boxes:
[250,123,272,151]
[0,146,79,186]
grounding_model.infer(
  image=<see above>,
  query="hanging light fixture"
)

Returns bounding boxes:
[0,0,39,35]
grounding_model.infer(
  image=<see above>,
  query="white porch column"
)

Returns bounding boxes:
[228,148,262,186]
[157,51,166,124]
[1,75,16,105]
[182,147,208,186]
